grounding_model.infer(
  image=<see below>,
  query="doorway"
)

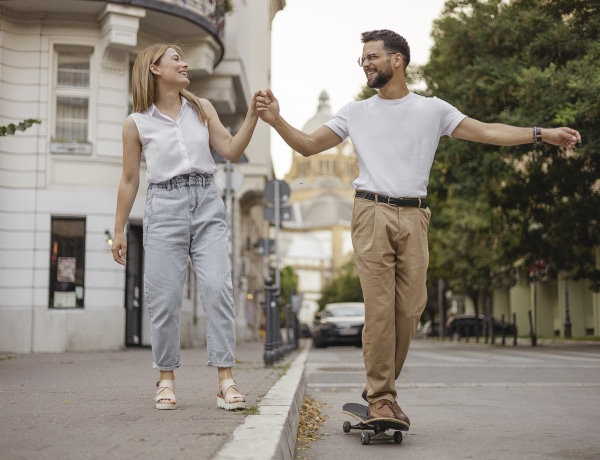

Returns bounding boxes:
[124,223,145,347]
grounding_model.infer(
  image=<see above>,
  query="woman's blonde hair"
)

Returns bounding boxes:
[131,43,207,122]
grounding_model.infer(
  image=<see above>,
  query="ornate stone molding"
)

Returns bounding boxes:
[98,4,146,73]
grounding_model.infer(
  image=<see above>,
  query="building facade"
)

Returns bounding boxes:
[490,259,600,339]
[0,0,284,353]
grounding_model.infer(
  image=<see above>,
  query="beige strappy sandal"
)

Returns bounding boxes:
[217,378,246,410]
[155,380,177,410]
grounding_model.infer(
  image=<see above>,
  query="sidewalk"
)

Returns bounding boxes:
[0,340,310,460]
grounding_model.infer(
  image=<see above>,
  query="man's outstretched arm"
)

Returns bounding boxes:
[452,118,581,149]
[257,89,342,157]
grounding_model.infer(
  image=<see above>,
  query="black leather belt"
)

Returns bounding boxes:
[355,190,428,209]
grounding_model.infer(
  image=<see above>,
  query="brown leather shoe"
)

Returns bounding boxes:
[363,388,410,425]
[367,399,395,419]
[392,401,410,426]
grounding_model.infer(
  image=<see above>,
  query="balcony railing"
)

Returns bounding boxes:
[161,0,226,36]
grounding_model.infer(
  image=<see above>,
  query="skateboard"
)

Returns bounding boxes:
[342,402,409,445]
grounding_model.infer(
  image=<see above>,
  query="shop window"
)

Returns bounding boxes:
[49,217,86,308]
[51,46,93,154]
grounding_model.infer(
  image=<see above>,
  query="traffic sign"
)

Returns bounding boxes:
[263,205,293,223]
[263,179,291,204]
[214,163,244,193]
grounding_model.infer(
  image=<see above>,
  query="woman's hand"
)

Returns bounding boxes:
[111,232,127,265]
[256,89,280,126]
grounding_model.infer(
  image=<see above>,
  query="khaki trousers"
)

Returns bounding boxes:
[351,196,431,403]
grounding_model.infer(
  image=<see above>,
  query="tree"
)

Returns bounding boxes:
[279,265,298,308]
[355,86,376,101]
[318,260,363,309]
[423,0,600,291]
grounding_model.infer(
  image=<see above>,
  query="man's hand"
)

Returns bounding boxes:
[256,89,280,125]
[542,127,582,149]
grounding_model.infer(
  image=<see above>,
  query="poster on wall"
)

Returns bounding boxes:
[54,291,77,308]
[57,257,76,282]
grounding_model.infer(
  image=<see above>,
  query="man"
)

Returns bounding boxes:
[256,29,580,424]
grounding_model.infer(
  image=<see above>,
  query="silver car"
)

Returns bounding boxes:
[312,302,365,348]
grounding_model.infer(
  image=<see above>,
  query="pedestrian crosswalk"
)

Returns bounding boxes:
[306,340,600,390]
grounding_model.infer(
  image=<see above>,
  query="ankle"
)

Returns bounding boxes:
[217,367,233,382]
[159,370,174,381]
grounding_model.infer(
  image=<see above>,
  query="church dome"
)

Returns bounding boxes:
[302,90,333,133]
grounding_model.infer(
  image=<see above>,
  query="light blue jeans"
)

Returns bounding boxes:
[143,173,236,371]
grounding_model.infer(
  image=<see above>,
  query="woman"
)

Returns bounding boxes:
[112,44,259,410]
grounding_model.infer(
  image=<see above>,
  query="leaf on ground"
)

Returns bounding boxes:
[295,397,327,458]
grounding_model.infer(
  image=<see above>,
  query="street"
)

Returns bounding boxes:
[299,339,600,460]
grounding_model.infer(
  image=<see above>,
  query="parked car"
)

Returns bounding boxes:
[312,302,365,348]
[420,319,442,338]
[445,314,515,338]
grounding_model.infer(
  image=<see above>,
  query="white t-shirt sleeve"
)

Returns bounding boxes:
[435,96,467,137]
[324,102,351,141]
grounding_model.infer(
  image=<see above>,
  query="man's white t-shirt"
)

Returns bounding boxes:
[325,92,466,198]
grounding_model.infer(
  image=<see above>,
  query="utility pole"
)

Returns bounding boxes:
[563,271,572,338]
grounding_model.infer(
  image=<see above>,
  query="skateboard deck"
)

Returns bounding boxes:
[342,402,408,445]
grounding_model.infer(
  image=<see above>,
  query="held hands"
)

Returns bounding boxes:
[542,127,582,149]
[248,90,265,121]
[256,89,280,125]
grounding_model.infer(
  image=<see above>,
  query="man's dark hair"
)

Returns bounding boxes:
[361,29,410,70]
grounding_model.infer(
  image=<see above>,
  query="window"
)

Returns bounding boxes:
[56,96,88,141]
[52,46,93,153]
[49,217,86,308]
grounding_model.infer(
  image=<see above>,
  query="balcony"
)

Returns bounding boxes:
[121,0,227,38]
[0,0,226,65]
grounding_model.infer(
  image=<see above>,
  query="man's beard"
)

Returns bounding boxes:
[367,67,393,89]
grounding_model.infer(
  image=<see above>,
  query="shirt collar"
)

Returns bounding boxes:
[147,96,190,119]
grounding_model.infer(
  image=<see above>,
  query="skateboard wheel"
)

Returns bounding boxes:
[393,431,403,444]
[360,432,371,445]
[343,421,351,433]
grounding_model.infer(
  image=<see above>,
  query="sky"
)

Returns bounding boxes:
[270,0,449,178]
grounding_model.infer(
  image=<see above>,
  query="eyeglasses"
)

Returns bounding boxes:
[357,52,399,67]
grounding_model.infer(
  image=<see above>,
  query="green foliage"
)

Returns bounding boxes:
[0,119,41,136]
[356,86,377,101]
[424,0,600,292]
[279,265,298,308]
[318,260,363,309]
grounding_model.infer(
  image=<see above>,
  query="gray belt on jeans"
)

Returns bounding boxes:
[355,190,428,209]
[150,173,213,190]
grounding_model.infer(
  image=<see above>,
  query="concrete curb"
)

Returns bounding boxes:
[215,342,310,460]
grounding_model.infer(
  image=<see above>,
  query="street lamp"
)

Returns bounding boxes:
[261,179,292,366]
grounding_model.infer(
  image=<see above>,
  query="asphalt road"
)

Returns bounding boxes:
[298,339,600,460]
